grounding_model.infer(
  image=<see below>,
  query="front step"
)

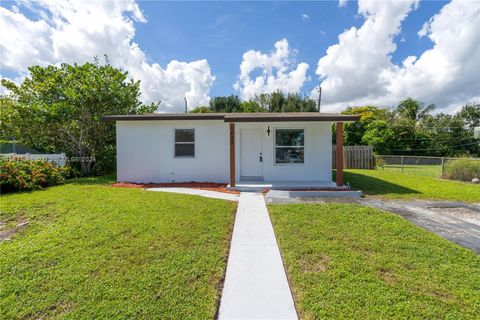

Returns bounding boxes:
[266,190,363,198]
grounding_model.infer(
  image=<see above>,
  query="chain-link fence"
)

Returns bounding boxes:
[375,155,480,182]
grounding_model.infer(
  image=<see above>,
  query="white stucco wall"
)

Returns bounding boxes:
[116,120,332,183]
[234,122,332,182]
[116,120,229,183]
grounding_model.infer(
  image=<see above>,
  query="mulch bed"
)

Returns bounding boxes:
[285,188,352,191]
[111,182,240,194]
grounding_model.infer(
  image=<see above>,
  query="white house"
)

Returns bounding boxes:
[103,113,360,190]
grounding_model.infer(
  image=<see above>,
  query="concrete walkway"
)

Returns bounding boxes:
[218,192,298,320]
[146,187,238,201]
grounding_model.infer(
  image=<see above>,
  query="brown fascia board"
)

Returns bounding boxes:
[223,113,360,122]
[102,112,360,122]
[102,113,226,122]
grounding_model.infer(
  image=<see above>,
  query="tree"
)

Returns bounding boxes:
[341,106,390,145]
[0,96,21,143]
[456,102,480,131]
[396,97,436,122]
[0,58,157,175]
[455,102,480,156]
[190,91,317,113]
[209,95,242,113]
[189,106,212,113]
[240,100,266,113]
[361,120,397,154]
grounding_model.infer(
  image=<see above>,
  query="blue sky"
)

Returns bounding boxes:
[133,1,445,97]
[0,0,478,112]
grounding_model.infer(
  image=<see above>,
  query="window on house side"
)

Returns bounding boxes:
[275,129,304,164]
[174,129,195,157]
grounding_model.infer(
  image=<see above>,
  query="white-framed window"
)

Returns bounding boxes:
[174,129,195,157]
[275,129,304,164]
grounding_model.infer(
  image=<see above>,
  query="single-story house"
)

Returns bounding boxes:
[103,112,360,190]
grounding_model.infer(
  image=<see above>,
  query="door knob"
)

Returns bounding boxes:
[259,153,263,162]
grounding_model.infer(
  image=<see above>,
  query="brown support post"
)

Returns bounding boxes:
[336,122,344,186]
[229,123,235,187]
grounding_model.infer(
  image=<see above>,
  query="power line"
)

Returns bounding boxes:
[388,123,472,129]
[390,141,479,152]
[392,136,476,141]
[317,85,322,113]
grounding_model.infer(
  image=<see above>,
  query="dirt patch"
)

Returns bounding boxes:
[299,254,331,273]
[378,268,398,285]
[0,218,30,241]
[112,182,240,194]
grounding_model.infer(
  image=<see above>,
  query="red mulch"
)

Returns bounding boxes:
[111,182,240,194]
[286,188,351,191]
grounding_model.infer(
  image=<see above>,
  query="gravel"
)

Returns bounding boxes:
[428,207,480,225]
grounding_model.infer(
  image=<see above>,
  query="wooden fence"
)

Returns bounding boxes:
[332,145,375,169]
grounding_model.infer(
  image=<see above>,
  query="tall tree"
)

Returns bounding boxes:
[191,91,317,113]
[0,58,157,175]
[396,97,435,122]
[341,106,390,145]
[209,95,242,113]
[456,102,480,131]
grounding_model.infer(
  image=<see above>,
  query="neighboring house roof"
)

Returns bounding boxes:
[102,112,360,122]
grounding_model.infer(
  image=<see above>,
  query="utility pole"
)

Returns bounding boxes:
[317,85,322,112]
[184,97,188,113]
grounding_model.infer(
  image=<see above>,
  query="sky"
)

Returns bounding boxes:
[0,0,479,113]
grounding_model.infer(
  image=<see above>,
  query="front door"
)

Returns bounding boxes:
[240,129,263,179]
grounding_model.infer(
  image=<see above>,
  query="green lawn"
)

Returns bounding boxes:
[379,164,442,178]
[269,203,480,319]
[0,177,236,319]
[343,169,480,202]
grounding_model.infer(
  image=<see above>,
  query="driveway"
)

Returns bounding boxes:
[266,195,480,254]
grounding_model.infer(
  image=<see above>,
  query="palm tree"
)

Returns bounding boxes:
[397,98,435,121]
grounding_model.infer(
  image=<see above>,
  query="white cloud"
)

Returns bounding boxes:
[0,0,214,112]
[338,0,348,8]
[315,0,480,112]
[234,39,310,100]
[301,14,310,21]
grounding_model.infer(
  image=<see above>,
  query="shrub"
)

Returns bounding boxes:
[443,159,480,182]
[0,157,73,193]
[375,158,386,170]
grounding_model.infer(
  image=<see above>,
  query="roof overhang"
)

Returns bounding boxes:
[222,113,359,122]
[102,112,360,123]
[102,113,225,121]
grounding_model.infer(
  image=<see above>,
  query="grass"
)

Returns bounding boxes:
[269,203,480,319]
[0,176,236,319]
[343,169,480,202]
[379,164,442,178]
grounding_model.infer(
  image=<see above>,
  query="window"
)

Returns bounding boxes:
[174,129,195,157]
[275,129,304,164]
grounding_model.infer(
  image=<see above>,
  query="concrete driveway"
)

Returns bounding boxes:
[266,195,480,254]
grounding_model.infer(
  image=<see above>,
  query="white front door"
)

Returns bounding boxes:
[240,129,263,179]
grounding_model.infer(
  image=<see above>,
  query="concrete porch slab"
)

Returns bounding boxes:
[227,180,345,192]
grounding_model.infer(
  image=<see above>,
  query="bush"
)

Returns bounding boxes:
[0,157,74,193]
[375,158,386,170]
[443,159,480,182]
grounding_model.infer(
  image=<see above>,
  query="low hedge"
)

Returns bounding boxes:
[443,159,480,182]
[0,157,75,193]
